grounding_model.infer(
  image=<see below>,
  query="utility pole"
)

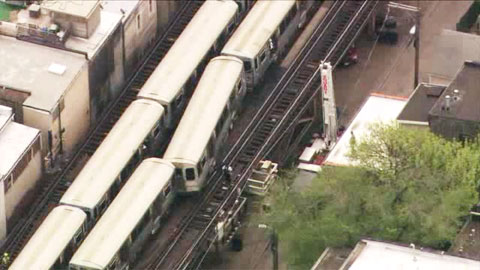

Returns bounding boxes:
[259,224,279,270]
[387,2,420,89]
[414,0,420,89]
[271,228,278,270]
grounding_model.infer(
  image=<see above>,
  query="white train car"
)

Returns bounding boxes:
[69,158,175,270]
[60,99,164,225]
[164,56,245,192]
[221,0,314,90]
[9,206,86,270]
[137,0,239,130]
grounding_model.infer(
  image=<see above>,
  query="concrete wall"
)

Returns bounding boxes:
[86,7,101,38]
[0,178,5,240]
[429,116,480,140]
[23,107,53,158]
[5,148,42,221]
[123,0,158,75]
[60,62,90,154]
[23,63,90,160]
[156,1,180,34]
[89,23,124,122]
[50,6,101,38]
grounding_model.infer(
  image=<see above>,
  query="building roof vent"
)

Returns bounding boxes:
[48,63,66,75]
[443,95,451,111]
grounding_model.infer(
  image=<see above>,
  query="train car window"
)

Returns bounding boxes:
[164,183,171,197]
[244,61,252,72]
[208,137,215,156]
[227,22,234,34]
[215,120,222,136]
[185,168,196,181]
[254,58,259,70]
[197,163,203,176]
[152,124,160,138]
[174,168,183,180]
[99,198,108,215]
[229,92,235,106]
[73,230,82,246]
[259,50,266,63]
[175,93,183,108]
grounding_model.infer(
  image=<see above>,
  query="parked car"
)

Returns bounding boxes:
[338,46,358,67]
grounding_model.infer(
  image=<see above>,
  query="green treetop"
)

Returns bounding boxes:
[263,123,480,269]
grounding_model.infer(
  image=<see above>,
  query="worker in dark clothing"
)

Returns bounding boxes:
[222,164,233,185]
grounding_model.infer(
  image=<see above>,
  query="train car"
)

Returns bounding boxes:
[69,158,175,270]
[9,206,87,270]
[60,99,164,226]
[164,56,245,192]
[137,0,239,130]
[221,0,314,90]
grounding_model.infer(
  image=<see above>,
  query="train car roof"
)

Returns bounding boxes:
[9,206,86,270]
[60,99,164,210]
[69,158,174,270]
[222,0,296,59]
[137,0,238,105]
[164,56,243,163]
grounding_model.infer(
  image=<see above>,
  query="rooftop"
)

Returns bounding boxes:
[325,94,407,167]
[429,29,480,81]
[101,0,139,22]
[65,10,122,59]
[311,247,351,270]
[41,0,100,18]
[429,61,480,122]
[0,105,40,181]
[341,239,480,270]
[0,35,87,112]
[397,83,445,124]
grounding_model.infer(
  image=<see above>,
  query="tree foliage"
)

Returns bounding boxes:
[263,123,480,269]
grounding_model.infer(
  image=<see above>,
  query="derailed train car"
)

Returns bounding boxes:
[164,56,246,192]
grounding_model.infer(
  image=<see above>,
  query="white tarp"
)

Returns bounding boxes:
[324,94,407,166]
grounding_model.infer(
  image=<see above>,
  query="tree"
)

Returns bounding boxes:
[263,123,479,269]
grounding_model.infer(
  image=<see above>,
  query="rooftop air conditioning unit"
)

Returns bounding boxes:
[28,3,41,18]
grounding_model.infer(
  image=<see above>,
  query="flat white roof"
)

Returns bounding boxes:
[60,99,164,210]
[222,0,295,59]
[325,94,407,166]
[66,10,122,59]
[137,0,238,105]
[164,56,243,163]
[41,0,100,18]
[0,35,87,112]
[9,205,86,270]
[343,240,480,270]
[0,114,40,180]
[70,158,174,269]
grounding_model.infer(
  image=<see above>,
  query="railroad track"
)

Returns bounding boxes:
[149,1,378,269]
[0,1,202,262]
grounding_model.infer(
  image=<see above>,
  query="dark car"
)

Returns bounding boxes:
[338,46,358,67]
